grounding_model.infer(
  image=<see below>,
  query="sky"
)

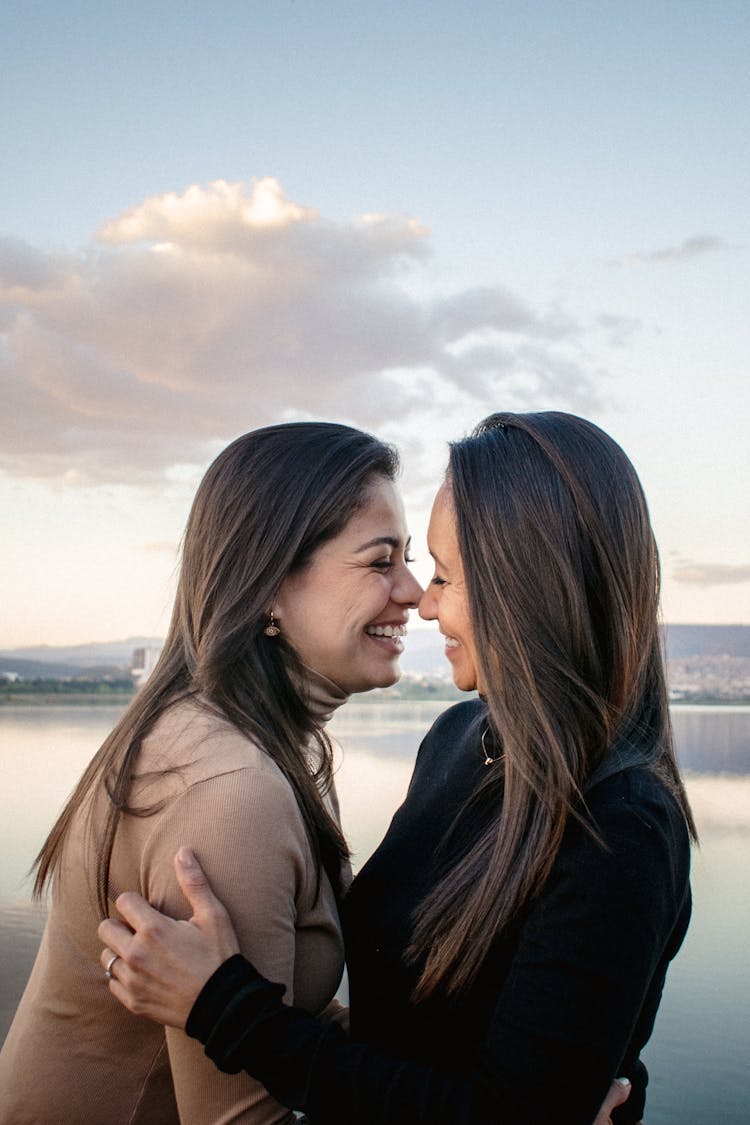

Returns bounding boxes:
[1,0,749,648]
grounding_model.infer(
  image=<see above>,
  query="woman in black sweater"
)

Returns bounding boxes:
[100,412,695,1124]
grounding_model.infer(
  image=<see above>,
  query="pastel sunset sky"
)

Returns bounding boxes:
[2,0,748,647]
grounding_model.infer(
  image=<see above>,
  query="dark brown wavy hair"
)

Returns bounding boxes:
[34,422,399,915]
[409,411,696,999]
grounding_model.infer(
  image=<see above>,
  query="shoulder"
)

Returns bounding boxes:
[133,697,297,810]
[586,763,689,841]
[135,707,312,884]
[564,765,692,900]
[408,697,486,787]
[421,697,486,745]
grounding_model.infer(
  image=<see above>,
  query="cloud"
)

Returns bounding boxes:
[96,178,317,246]
[0,236,72,292]
[2,177,613,485]
[673,561,750,587]
[621,234,728,266]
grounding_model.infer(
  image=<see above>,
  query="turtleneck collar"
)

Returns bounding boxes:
[300,664,350,725]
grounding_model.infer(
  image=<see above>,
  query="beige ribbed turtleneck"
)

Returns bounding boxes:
[0,679,351,1125]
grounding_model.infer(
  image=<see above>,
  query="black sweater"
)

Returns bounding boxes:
[187,700,692,1124]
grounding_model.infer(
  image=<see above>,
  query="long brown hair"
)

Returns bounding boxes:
[409,411,696,999]
[34,422,399,915]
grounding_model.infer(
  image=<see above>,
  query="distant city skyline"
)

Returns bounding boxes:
[2,2,748,645]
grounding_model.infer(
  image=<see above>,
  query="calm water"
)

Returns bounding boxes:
[1,701,748,1124]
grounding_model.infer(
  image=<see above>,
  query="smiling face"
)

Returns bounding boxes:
[419,482,483,693]
[274,476,424,695]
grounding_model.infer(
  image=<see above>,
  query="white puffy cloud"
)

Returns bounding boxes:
[1,177,611,484]
[97,177,317,246]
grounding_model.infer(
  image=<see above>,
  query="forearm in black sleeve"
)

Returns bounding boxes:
[187,955,491,1124]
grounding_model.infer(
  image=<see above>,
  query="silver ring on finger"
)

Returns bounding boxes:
[105,953,120,981]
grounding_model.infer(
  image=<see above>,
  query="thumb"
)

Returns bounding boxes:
[173,848,240,961]
[173,847,228,922]
[597,1077,631,1121]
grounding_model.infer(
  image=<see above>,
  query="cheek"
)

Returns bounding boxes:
[360,577,392,616]
[443,590,467,631]
[331,586,382,640]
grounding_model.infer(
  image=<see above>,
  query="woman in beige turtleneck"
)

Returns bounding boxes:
[0,422,422,1125]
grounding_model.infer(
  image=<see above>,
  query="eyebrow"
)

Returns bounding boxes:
[355,535,411,553]
[428,548,448,569]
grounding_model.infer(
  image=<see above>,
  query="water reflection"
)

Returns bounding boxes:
[0,705,126,899]
[671,706,750,774]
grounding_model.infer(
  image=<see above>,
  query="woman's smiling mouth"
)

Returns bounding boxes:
[365,624,407,638]
[365,623,407,650]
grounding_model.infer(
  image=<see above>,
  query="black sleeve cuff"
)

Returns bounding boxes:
[184,952,339,1108]
[186,954,285,1060]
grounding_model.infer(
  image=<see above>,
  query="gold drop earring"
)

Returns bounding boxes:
[264,611,281,638]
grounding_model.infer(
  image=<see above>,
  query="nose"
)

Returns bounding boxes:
[394,566,424,608]
[418,585,437,621]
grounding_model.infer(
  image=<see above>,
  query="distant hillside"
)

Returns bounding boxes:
[1,625,748,680]
[663,624,750,659]
[0,655,99,678]
[0,638,163,676]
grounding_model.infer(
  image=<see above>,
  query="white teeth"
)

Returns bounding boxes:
[365,624,407,638]
[444,636,460,648]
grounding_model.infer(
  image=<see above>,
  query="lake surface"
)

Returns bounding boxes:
[1,701,748,1123]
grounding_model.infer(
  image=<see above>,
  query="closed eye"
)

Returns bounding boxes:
[371,554,415,570]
